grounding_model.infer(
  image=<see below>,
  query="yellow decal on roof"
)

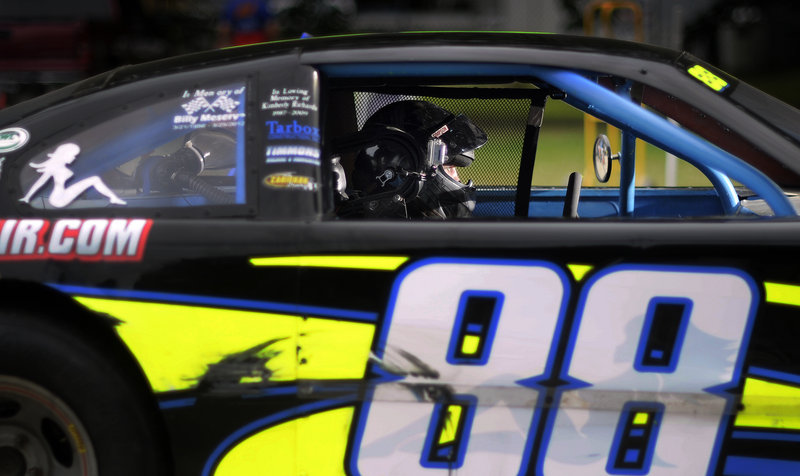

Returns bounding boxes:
[687,64,729,92]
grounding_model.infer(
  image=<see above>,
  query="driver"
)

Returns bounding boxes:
[333,100,487,219]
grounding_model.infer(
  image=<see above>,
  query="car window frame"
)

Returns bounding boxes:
[5,65,261,220]
[317,62,795,220]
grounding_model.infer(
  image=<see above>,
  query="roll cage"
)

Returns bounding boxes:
[320,61,796,218]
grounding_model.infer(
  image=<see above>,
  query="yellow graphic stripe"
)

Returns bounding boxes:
[735,377,800,430]
[735,281,800,429]
[567,264,593,282]
[215,406,354,476]
[295,318,374,380]
[765,282,800,307]
[75,297,374,393]
[438,405,463,445]
[249,255,409,271]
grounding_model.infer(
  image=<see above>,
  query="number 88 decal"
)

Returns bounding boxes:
[350,259,757,475]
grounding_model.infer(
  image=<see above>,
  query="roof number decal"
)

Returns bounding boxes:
[687,64,729,92]
[0,127,30,153]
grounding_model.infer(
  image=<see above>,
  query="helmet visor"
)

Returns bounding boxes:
[431,114,487,166]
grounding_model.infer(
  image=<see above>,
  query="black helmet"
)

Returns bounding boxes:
[334,100,487,219]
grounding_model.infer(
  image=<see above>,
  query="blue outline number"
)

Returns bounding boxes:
[351,261,757,476]
[350,258,569,476]
[607,402,665,475]
[446,291,504,365]
[542,265,757,476]
[634,297,693,373]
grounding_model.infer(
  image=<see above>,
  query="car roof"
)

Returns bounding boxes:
[0,32,677,117]
[2,31,798,184]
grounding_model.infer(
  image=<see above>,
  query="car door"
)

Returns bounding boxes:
[254,62,800,476]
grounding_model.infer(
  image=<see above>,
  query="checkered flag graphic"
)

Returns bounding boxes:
[181,97,212,114]
[210,95,240,113]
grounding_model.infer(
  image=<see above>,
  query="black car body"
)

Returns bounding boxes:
[1,32,800,475]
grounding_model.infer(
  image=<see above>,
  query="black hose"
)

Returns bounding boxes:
[172,172,236,205]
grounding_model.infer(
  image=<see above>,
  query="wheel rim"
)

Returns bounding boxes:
[0,377,97,476]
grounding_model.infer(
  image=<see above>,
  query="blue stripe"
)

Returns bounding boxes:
[732,431,800,443]
[158,397,197,409]
[235,88,246,204]
[241,386,358,400]
[748,366,800,386]
[50,283,378,322]
[724,456,800,475]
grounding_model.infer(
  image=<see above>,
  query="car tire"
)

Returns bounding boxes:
[0,309,168,476]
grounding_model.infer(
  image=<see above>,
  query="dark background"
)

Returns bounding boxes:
[1,0,799,108]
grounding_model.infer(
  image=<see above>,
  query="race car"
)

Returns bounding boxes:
[0,31,799,475]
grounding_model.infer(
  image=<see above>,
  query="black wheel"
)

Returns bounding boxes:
[0,376,97,475]
[0,311,169,476]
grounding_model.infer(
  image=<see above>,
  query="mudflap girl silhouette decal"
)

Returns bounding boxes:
[20,143,126,208]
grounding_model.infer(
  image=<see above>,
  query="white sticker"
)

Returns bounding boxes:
[265,145,320,166]
[20,143,126,208]
[174,87,246,130]
[0,127,30,153]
